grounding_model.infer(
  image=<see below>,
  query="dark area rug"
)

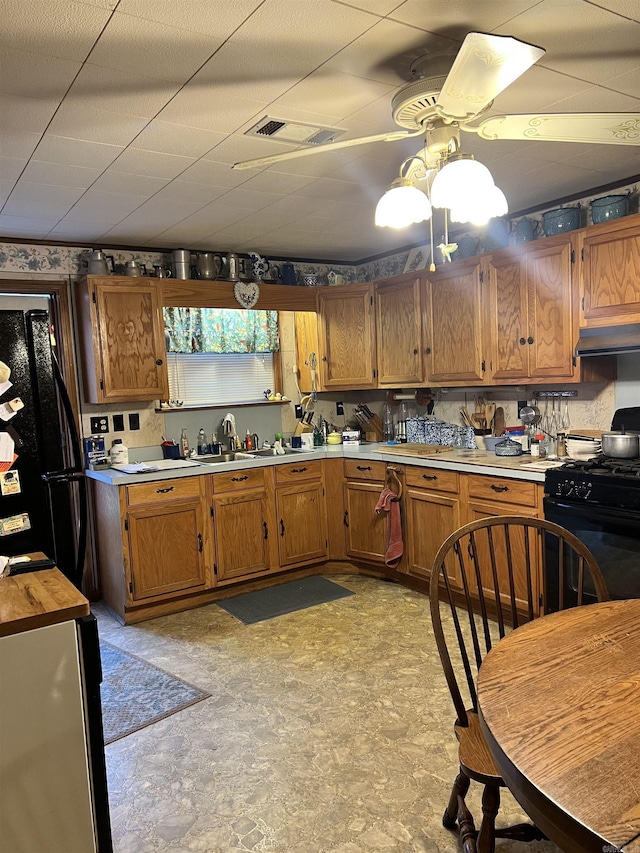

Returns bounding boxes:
[99,642,210,744]
[216,576,355,625]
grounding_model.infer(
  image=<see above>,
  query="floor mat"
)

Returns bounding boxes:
[216,576,355,625]
[100,642,210,744]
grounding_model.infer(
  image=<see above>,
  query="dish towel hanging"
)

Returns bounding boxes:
[374,487,403,569]
[222,413,237,438]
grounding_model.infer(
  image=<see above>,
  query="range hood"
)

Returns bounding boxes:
[575,324,640,357]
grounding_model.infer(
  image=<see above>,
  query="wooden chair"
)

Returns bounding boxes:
[428,515,609,853]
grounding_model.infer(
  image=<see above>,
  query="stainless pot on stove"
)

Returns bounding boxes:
[601,430,639,459]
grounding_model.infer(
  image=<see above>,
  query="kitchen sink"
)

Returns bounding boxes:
[194,448,300,464]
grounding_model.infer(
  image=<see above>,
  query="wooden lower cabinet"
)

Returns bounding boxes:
[212,489,273,582]
[343,459,388,564]
[275,481,328,566]
[404,466,462,587]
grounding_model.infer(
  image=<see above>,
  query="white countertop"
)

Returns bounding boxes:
[86,442,551,486]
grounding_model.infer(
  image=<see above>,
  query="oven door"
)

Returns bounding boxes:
[543,496,640,610]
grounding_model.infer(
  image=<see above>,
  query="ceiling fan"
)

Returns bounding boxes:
[232,32,640,173]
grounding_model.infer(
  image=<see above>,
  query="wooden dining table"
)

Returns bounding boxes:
[478,599,640,853]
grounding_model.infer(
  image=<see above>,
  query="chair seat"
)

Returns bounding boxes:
[455,711,503,786]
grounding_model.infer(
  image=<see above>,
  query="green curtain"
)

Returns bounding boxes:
[163,307,280,354]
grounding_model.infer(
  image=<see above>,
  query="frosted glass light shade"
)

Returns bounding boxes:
[375,181,432,228]
[430,157,495,210]
[450,185,508,226]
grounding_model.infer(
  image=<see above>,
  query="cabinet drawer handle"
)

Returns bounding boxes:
[519,337,526,345]
[422,474,438,481]
[490,484,509,492]
[231,475,249,482]
[155,486,174,493]
[263,521,268,540]
[356,465,372,471]
[280,518,285,537]
[291,467,307,474]
[343,511,349,527]
[197,533,203,553]
[156,358,163,365]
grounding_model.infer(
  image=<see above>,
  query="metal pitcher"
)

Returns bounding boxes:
[171,249,191,280]
[86,250,114,275]
[196,252,221,280]
[124,260,147,276]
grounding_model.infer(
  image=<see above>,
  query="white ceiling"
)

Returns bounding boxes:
[1,0,639,262]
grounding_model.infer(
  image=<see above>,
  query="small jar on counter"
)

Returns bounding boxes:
[531,434,546,458]
[556,432,567,457]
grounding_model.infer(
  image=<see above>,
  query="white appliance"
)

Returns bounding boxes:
[0,617,112,852]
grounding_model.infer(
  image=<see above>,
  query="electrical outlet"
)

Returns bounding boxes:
[336,402,344,416]
[112,414,125,432]
[294,404,303,419]
[128,413,140,430]
[89,416,109,434]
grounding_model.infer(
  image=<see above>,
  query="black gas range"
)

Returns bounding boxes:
[545,454,640,511]
[543,407,640,607]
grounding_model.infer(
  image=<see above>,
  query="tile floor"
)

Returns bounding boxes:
[95,575,561,853]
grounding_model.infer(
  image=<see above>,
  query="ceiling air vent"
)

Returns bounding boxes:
[245,116,346,146]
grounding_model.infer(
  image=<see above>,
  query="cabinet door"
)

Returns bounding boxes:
[275,482,328,566]
[582,217,640,326]
[317,285,376,389]
[294,311,320,393]
[487,249,529,382]
[213,489,272,582]
[343,480,387,564]
[525,238,575,379]
[465,501,540,616]
[127,499,206,600]
[375,276,423,387]
[94,280,168,402]
[405,487,461,586]
[422,260,485,384]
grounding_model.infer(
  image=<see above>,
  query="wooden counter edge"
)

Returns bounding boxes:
[0,568,90,637]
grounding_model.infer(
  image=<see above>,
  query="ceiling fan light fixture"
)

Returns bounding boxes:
[375,179,432,229]
[430,155,495,209]
[449,184,508,226]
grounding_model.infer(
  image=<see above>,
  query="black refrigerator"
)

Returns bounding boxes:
[0,308,87,588]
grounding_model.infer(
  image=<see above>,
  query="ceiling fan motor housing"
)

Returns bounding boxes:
[391,76,448,130]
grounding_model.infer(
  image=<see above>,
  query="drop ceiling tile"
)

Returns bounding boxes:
[89,11,222,83]
[0,157,27,181]
[64,189,148,221]
[0,47,82,100]
[90,170,168,195]
[494,0,640,86]
[0,180,16,207]
[237,171,316,195]
[109,148,195,179]
[257,195,338,217]
[3,182,86,218]
[116,0,263,38]
[597,66,640,99]
[218,187,282,211]
[150,181,230,205]
[64,63,182,119]
[545,85,640,113]
[273,70,394,123]
[339,0,406,15]
[482,66,592,117]
[390,0,539,36]
[0,94,59,133]
[48,103,148,146]
[98,224,166,243]
[201,134,293,166]
[0,214,62,238]
[0,0,111,61]
[292,177,363,201]
[154,219,226,243]
[157,86,267,134]
[33,135,124,169]
[587,0,640,22]
[131,121,226,158]
[564,145,640,173]
[112,198,204,230]
[46,220,107,241]
[178,158,249,188]
[21,160,103,188]
[0,131,42,160]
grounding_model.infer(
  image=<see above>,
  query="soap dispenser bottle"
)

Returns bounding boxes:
[180,428,190,458]
[197,428,207,455]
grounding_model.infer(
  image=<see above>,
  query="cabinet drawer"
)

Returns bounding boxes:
[344,459,386,481]
[468,474,538,507]
[275,459,323,484]
[212,466,266,493]
[127,477,202,507]
[406,465,459,493]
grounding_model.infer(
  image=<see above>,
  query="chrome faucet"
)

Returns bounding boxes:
[228,436,238,451]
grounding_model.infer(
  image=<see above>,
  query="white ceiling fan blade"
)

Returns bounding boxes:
[475,113,640,144]
[232,130,423,170]
[435,32,545,123]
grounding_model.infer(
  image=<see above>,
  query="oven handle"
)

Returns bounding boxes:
[544,497,640,525]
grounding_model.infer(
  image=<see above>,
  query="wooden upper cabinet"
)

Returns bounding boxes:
[422,259,485,385]
[375,275,423,387]
[294,311,320,393]
[77,277,169,404]
[486,236,575,383]
[581,214,640,327]
[317,284,376,389]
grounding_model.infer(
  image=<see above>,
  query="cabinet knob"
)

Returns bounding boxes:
[527,336,534,345]
[425,347,431,355]
[519,337,526,345]
[413,348,418,355]
[156,358,163,365]
[322,355,327,362]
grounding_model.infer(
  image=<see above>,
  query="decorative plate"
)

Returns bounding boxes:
[233,280,260,309]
